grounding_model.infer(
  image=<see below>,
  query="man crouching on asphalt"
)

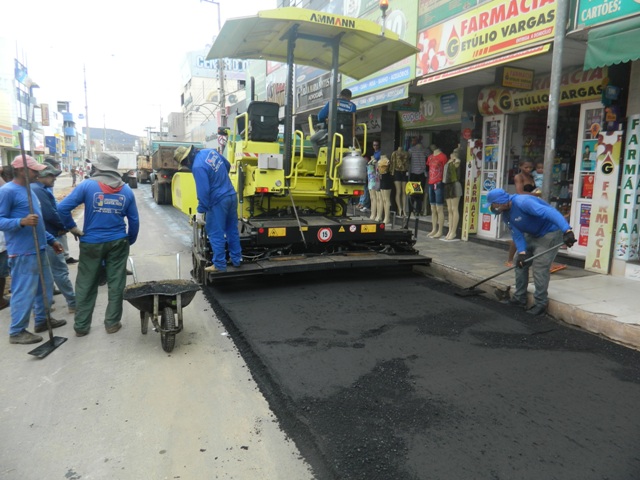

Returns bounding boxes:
[485,188,576,316]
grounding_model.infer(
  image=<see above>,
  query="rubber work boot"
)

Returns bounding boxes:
[204,265,226,273]
[105,322,122,334]
[527,304,547,316]
[506,297,527,308]
[10,330,43,344]
[35,318,68,333]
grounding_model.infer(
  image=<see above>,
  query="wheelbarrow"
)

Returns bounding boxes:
[123,254,200,353]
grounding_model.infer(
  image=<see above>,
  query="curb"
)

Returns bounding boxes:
[414,263,640,352]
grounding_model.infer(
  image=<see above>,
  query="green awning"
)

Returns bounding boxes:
[584,15,640,70]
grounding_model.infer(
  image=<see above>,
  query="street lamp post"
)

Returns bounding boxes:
[379,0,389,36]
[195,104,218,122]
[84,64,92,161]
[25,78,40,155]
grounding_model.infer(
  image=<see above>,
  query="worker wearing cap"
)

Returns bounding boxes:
[32,164,77,315]
[0,155,66,345]
[485,188,576,316]
[174,146,242,273]
[44,156,78,264]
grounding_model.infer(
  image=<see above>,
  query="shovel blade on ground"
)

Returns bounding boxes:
[28,336,68,358]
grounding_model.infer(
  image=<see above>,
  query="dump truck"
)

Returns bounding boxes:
[137,154,152,184]
[150,141,203,205]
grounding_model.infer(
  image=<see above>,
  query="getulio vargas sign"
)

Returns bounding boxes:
[417,0,556,78]
[477,67,607,114]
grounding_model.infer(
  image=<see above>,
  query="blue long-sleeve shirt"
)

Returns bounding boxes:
[192,149,236,213]
[317,98,357,123]
[58,179,139,245]
[501,194,572,253]
[0,181,56,256]
[32,182,66,237]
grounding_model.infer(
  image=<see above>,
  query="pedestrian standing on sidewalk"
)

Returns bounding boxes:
[58,153,139,337]
[0,230,8,311]
[43,157,78,265]
[0,168,10,311]
[485,188,576,316]
[0,155,67,345]
[32,164,81,315]
[407,137,429,217]
[174,145,242,273]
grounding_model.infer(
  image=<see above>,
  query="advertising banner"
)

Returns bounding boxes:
[296,72,332,113]
[355,108,383,134]
[585,130,623,274]
[351,84,408,110]
[461,139,483,239]
[417,0,556,78]
[398,89,462,129]
[266,62,287,108]
[418,0,479,30]
[614,114,640,261]
[477,67,607,115]
[389,94,422,112]
[575,0,640,29]
[343,0,417,97]
[0,89,12,147]
[40,103,50,127]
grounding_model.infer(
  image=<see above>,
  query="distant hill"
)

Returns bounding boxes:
[82,127,139,152]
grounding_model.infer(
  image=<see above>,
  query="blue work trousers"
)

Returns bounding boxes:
[7,251,54,335]
[358,188,371,209]
[206,194,242,270]
[513,230,562,307]
[46,238,76,309]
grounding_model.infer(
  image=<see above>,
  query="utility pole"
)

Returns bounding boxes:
[201,0,226,127]
[84,64,92,161]
[542,0,569,202]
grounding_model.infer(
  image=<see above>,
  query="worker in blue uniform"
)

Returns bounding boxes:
[174,146,242,273]
[310,88,357,156]
[485,188,576,316]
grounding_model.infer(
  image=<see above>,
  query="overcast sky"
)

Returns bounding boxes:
[5,0,276,137]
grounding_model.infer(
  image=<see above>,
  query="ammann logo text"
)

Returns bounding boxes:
[309,13,356,29]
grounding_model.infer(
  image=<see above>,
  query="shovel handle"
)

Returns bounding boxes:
[17,133,54,341]
[465,242,565,290]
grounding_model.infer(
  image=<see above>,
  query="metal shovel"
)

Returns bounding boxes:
[455,242,565,297]
[15,134,68,358]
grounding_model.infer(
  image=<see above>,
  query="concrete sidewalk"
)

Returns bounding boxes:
[396,215,640,351]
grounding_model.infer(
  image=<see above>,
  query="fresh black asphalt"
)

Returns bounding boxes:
[203,267,640,480]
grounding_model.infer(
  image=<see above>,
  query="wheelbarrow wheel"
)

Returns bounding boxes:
[161,306,176,353]
[140,311,149,335]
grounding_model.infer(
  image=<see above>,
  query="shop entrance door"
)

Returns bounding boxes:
[569,101,604,258]
[478,114,511,240]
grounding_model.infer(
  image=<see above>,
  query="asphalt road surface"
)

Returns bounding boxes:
[204,268,640,480]
[1,180,313,480]
[5,177,639,480]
